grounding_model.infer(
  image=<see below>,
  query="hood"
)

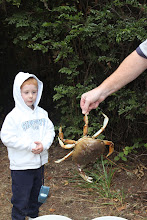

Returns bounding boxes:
[13,72,43,112]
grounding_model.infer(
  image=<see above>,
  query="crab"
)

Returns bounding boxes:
[55,113,114,182]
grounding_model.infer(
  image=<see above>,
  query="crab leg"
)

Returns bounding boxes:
[92,113,109,138]
[83,114,88,136]
[59,127,76,144]
[55,150,74,163]
[102,140,114,157]
[59,126,64,140]
[58,137,76,149]
[78,165,93,183]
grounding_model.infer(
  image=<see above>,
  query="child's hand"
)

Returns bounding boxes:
[32,141,43,154]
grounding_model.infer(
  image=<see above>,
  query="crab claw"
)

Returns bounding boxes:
[58,137,75,149]
[78,165,93,183]
[79,174,93,183]
[92,112,109,138]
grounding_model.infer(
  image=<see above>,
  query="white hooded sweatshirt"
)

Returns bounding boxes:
[1,72,55,170]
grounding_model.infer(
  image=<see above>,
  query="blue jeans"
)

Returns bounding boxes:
[11,167,44,220]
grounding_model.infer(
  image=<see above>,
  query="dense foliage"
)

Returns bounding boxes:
[0,0,147,158]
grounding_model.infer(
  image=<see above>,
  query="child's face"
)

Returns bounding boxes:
[21,84,38,109]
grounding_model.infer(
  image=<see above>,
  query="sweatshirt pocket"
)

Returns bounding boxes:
[10,149,41,169]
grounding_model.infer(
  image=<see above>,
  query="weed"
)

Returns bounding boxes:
[74,156,125,204]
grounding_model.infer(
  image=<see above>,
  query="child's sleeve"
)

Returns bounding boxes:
[1,115,36,151]
[41,112,55,150]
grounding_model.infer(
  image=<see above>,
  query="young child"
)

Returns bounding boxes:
[1,72,55,220]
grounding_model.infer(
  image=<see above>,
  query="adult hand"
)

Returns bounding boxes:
[80,88,103,114]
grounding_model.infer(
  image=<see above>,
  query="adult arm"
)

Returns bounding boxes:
[80,50,147,114]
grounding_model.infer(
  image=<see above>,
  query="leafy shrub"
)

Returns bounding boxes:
[0,0,147,150]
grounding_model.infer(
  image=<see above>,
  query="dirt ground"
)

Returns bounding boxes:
[0,140,147,220]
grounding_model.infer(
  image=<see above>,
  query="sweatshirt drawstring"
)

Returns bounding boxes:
[40,154,44,185]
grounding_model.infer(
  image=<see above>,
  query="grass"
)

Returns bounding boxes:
[73,156,126,204]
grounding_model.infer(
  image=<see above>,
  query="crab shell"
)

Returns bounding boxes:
[72,136,105,167]
[55,113,114,182]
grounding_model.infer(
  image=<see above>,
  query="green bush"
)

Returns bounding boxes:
[0,0,146,151]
